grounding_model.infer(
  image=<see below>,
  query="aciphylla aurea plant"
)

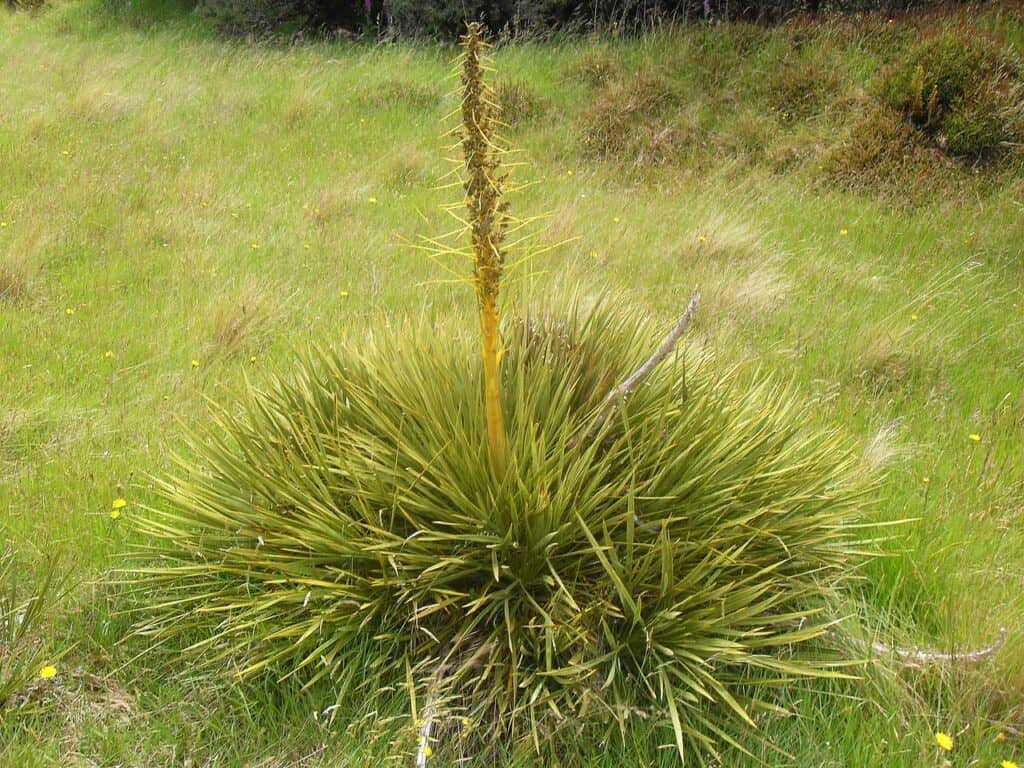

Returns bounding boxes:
[130,20,869,768]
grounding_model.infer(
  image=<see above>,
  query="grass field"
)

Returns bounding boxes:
[2,1,1024,765]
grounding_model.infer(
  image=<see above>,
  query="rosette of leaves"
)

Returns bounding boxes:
[130,23,867,765]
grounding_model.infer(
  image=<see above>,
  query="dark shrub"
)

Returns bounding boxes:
[822,104,948,197]
[494,78,541,126]
[768,60,842,118]
[578,67,688,164]
[195,0,973,38]
[877,29,1023,158]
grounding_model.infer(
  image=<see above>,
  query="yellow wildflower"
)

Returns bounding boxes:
[251,243,259,250]
[39,665,57,679]
[191,359,200,368]
[110,510,121,520]
[840,228,848,236]
[935,731,954,751]
[612,216,620,224]
[368,197,378,204]
[423,746,432,758]
[340,291,350,298]
[0,221,7,227]
[65,308,75,316]
[249,355,257,363]
[698,235,706,243]
[104,350,114,359]
[303,243,311,250]
[968,433,981,442]
[911,313,918,320]
[1001,760,1018,768]
[112,498,127,510]
[566,169,573,176]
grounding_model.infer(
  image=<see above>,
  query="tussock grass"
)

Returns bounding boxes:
[206,282,276,358]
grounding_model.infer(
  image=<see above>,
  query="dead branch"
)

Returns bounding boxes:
[586,289,700,440]
[868,627,1007,666]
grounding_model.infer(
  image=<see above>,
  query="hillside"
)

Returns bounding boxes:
[1,1,1023,765]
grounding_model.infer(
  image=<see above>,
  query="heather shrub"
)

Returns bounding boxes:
[821,104,947,198]
[877,29,1023,159]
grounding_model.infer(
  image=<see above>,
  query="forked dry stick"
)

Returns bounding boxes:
[586,289,701,441]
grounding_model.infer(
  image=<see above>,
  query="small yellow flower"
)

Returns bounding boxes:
[0,221,7,227]
[251,243,259,250]
[303,243,311,250]
[968,433,981,442]
[934,731,954,751]
[191,359,200,368]
[590,250,598,259]
[566,169,573,176]
[612,216,620,224]
[62,150,70,156]
[340,291,350,298]
[1001,760,1018,768]
[840,228,849,236]
[39,665,57,679]
[423,746,432,758]
[922,476,930,483]
[110,510,121,520]
[249,355,257,363]
[104,350,114,359]
[367,197,377,204]
[460,717,470,727]
[911,313,918,321]
[698,235,706,243]
[112,498,127,510]
[231,212,239,219]
[65,308,75,316]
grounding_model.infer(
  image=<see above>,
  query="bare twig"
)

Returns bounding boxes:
[586,289,700,440]
[868,627,1007,667]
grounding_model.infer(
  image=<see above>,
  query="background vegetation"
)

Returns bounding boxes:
[1,0,1023,765]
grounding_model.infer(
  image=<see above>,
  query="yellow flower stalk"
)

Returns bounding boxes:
[458,23,510,478]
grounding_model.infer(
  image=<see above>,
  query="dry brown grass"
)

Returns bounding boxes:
[495,78,542,127]
[0,223,47,304]
[208,283,276,358]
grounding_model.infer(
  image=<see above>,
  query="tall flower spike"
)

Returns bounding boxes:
[459,22,509,478]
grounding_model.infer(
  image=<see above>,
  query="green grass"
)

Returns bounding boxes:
[2,0,1023,765]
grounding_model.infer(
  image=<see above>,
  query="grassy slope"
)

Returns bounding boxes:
[1,1,1023,765]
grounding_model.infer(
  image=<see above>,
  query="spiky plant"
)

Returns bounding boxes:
[129,24,868,765]
[0,546,64,711]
